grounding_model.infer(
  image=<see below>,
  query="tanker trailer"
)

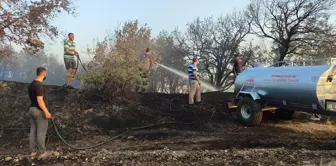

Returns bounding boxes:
[230,60,336,125]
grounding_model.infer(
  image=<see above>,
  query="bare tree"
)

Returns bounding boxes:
[174,10,251,89]
[296,24,336,59]
[247,0,336,61]
[0,0,76,54]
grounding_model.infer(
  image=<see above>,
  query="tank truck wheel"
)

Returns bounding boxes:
[292,111,301,118]
[237,97,263,125]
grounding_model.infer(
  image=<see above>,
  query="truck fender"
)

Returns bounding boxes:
[237,91,261,101]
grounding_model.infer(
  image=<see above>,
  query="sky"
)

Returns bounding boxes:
[45,0,251,63]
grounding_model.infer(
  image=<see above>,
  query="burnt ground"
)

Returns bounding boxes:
[0,81,336,166]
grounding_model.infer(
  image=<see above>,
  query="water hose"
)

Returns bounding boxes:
[73,54,88,76]
[49,95,198,150]
[1,92,223,150]
[76,55,88,72]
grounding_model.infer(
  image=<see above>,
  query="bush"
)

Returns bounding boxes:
[79,20,153,99]
[79,55,143,100]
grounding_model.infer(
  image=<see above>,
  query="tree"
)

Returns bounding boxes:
[0,0,76,54]
[0,46,15,78]
[0,50,65,85]
[81,20,154,98]
[247,0,336,62]
[0,45,14,62]
[153,31,187,93]
[174,11,251,89]
[296,24,336,60]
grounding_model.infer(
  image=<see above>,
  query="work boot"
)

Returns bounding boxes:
[67,85,74,89]
[185,104,195,109]
[195,101,203,106]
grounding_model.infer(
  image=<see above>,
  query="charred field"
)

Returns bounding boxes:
[0,80,336,166]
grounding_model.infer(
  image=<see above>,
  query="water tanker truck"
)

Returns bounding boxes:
[229,58,336,125]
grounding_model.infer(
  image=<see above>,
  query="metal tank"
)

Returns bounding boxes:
[232,59,336,125]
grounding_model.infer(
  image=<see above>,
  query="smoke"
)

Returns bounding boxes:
[0,51,84,88]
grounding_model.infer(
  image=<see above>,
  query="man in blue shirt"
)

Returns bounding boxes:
[188,57,201,105]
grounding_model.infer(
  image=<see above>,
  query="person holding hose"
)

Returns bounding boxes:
[28,67,52,159]
[188,57,201,106]
[138,48,156,92]
[63,32,78,89]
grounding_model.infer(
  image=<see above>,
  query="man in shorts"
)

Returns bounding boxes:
[63,33,78,89]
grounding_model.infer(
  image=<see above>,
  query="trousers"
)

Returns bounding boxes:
[29,107,48,153]
[189,80,201,104]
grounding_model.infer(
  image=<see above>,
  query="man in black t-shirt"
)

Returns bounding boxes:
[28,67,52,159]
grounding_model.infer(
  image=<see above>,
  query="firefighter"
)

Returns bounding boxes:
[137,48,156,92]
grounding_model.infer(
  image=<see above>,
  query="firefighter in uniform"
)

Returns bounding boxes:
[137,48,156,92]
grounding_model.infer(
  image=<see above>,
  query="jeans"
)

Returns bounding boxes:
[29,107,48,154]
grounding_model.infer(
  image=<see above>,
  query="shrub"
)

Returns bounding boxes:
[79,53,143,99]
[78,20,155,99]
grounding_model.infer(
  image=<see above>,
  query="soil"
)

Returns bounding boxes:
[0,81,336,166]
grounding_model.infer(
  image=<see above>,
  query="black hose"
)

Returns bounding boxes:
[50,95,197,150]
[2,92,218,150]
[169,94,188,112]
[77,55,88,72]
[73,55,88,76]
[1,93,218,150]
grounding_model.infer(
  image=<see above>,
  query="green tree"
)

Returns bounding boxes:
[0,0,76,54]
[152,31,187,93]
[81,20,154,98]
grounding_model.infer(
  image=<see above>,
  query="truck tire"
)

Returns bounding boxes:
[275,109,300,120]
[292,111,300,118]
[237,97,263,125]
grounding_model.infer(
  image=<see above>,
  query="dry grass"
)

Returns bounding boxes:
[305,158,336,166]
[274,122,336,138]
